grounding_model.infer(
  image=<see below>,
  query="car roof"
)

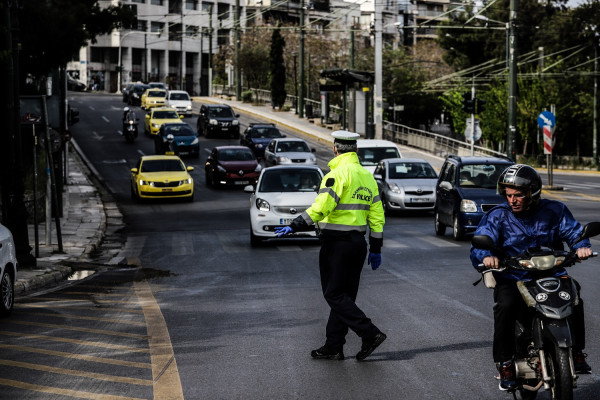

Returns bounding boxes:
[140,155,183,161]
[204,103,232,108]
[214,145,253,151]
[168,90,189,95]
[383,157,430,164]
[262,165,322,172]
[150,107,177,113]
[446,155,514,165]
[275,138,305,142]
[357,139,399,147]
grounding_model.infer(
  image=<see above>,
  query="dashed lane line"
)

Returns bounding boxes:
[0,344,151,369]
[8,320,148,339]
[134,279,184,400]
[0,331,149,354]
[0,378,147,400]
[0,359,152,386]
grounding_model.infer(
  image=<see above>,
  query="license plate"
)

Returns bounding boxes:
[410,197,430,203]
[162,188,173,192]
[235,180,249,185]
[280,218,293,225]
[222,127,229,131]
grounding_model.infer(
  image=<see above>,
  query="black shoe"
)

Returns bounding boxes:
[497,360,517,391]
[356,332,387,361]
[311,346,344,360]
[574,350,592,374]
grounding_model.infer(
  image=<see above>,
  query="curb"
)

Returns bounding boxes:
[15,266,73,296]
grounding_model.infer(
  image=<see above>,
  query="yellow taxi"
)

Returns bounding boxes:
[144,107,183,136]
[130,155,194,201]
[140,88,167,110]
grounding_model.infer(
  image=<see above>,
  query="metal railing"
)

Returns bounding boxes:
[211,85,507,159]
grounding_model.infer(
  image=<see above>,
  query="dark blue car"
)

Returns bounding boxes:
[434,155,515,240]
[240,123,285,160]
[154,122,200,158]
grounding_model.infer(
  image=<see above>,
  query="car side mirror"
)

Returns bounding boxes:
[439,181,453,190]
[187,166,194,172]
[235,114,240,118]
[131,168,138,174]
[373,173,383,180]
[311,148,316,153]
[244,185,255,193]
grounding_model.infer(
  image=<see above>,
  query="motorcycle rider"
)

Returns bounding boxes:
[470,164,592,391]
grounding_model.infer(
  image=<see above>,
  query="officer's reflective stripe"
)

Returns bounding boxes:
[319,187,340,204]
[319,222,367,232]
[373,195,381,203]
[370,231,383,239]
[301,211,314,224]
[335,203,370,211]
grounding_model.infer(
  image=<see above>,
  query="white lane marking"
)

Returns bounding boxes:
[102,116,110,123]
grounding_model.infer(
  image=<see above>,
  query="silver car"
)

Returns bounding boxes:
[373,158,438,213]
[0,223,17,316]
[263,138,317,167]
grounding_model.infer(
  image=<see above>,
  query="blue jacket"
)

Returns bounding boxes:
[470,199,591,282]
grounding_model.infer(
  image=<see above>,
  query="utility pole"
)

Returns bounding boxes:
[298,0,305,118]
[374,0,383,139]
[208,4,213,96]
[234,0,241,100]
[506,0,518,161]
[180,3,183,90]
[594,43,598,167]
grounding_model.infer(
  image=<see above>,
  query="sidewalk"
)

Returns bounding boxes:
[16,141,125,296]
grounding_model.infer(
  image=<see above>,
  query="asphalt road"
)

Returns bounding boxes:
[1,92,600,399]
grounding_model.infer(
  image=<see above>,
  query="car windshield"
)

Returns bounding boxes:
[459,164,511,189]
[153,111,180,119]
[207,107,234,118]
[389,162,437,179]
[276,141,310,153]
[259,169,322,192]
[170,92,190,101]
[148,90,166,98]
[357,147,401,166]
[250,127,281,139]
[133,85,149,94]
[218,148,255,161]
[141,159,185,172]
[164,125,194,137]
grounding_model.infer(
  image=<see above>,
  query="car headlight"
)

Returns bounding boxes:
[256,198,270,212]
[138,179,148,186]
[232,120,239,126]
[185,178,192,184]
[186,105,192,110]
[460,199,478,212]
[387,182,401,194]
[152,123,159,128]
[209,119,218,125]
[133,93,139,98]
[309,155,316,163]
[191,137,199,145]
[217,165,227,173]
[277,156,291,163]
[257,144,263,149]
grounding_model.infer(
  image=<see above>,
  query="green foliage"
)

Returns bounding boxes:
[269,26,286,109]
[241,90,254,103]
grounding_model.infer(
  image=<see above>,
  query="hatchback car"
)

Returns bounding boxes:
[357,139,403,173]
[373,158,438,214]
[130,155,194,202]
[141,89,167,110]
[144,107,184,136]
[154,122,199,158]
[0,223,17,317]
[197,104,240,138]
[245,165,324,246]
[128,83,150,106]
[205,146,262,187]
[166,90,193,117]
[434,155,515,240]
[263,138,317,167]
[240,123,285,159]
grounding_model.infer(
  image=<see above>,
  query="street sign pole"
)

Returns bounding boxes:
[538,108,556,187]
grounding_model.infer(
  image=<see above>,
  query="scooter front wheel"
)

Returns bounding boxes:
[547,346,573,400]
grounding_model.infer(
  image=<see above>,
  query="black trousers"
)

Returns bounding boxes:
[493,280,586,363]
[319,237,380,352]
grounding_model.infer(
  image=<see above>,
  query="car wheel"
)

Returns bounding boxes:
[250,230,263,247]
[187,192,194,202]
[434,211,446,236]
[0,270,14,317]
[131,185,141,203]
[452,215,464,241]
[381,193,391,215]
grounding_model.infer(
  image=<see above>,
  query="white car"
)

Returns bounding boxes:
[357,139,402,173]
[245,165,324,246]
[0,223,17,316]
[166,90,193,117]
[373,158,438,214]
[263,138,317,166]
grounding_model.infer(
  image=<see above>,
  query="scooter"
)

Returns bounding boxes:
[472,222,600,400]
[123,112,139,143]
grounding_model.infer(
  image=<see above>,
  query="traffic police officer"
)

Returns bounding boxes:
[275,130,386,361]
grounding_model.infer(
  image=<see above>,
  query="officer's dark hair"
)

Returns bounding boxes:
[334,140,357,154]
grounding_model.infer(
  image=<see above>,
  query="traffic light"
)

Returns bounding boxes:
[68,106,79,126]
[475,98,486,114]
[461,92,474,114]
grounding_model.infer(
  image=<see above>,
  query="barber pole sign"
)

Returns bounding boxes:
[537,111,556,155]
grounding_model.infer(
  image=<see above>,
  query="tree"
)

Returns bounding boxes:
[270,26,286,109]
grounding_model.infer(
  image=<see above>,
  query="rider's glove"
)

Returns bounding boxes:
[274,226,294,237]
[368,253,382,270]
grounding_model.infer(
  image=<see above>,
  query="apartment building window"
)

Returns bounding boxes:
[169,0,182,14]
[186,0,198,10]
[217,29,230,46]
[151,21,165,37]
[217,4,230,21]
[151,0,164,5]
[169,23,183,41]
[131,0,145,3]
[201,2,213,12]
[186,25,199,37]
[136,20,148,32]
[90,47,104,63]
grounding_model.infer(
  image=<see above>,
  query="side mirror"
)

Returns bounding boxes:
[131,168,139,174]
[439,181,452,190]
[311,148,316,153]
[471,235,496,250]
[244,185,254,193]
[580,222,600,240]
[187,166,194,172]
[373,173,383,180]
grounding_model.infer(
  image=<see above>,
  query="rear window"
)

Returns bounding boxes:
[357,147,401,166]
[389,162,437,179]
[259,169,322,192]
[170,92,190,101]
[459,164,511,189]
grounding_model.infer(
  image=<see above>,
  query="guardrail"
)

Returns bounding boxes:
[211,85,507,159]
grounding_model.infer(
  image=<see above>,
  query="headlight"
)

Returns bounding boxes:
[257,144,263,149]
[388,182,401,194]
[519,255,562,270]
[460,199,478,212]
[133,93,139,98]
[191,137,199,145]
[277,156,291,163]
[209,119,218,125]
[186,105,192,110]
[217,165,227,173]
[232,120,239,126]
[152,123,159,128]
[184,178,192,184]
[256,198,270,212]
[139,179,148,186]
[128,120,134,125]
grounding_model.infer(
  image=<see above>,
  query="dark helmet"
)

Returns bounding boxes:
[497,164,542,201]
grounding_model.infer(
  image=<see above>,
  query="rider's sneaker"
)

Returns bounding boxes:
[497,360,517,391]
[574,350,592,374]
